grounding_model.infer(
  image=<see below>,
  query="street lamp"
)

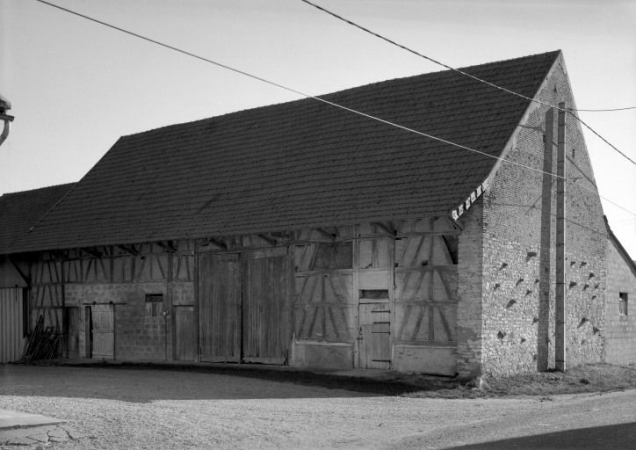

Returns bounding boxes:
[0,93,15,147]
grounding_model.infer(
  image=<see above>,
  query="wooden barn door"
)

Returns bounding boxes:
[242,248,291,364]
[64,307,80,359]
[199,253,241,362]
[91,304,114,359]
[358,302,391,369]
[357,235,393,369]
[174,305,196,361]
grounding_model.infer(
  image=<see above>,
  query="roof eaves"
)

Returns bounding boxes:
[481,50,562,190]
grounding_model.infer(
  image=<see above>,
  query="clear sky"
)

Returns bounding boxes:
[1,0,635,255]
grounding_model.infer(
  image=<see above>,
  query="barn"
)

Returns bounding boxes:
[0,183,75,362]
[1,50,635,378]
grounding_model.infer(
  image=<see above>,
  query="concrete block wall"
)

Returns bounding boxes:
[604,240,636,364]
[480,54,607,376]
[67,282,171,360]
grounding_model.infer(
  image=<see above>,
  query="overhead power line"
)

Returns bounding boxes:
[300,0,636,168]
[575,106,636,112]
[35,0,636,221]
[299,0,636,114]
[568,112,636,167]
[34,0,562,181]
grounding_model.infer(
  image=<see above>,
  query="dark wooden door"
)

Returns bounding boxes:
[91,304,114,359]
[199,253,241,362]
[174,306,196,361]
[64,307,80,359]
[242,249,291,364]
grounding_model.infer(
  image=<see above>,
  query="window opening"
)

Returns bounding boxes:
[145,294,164,317]
[619,292,628,316]
[359,289,389,300]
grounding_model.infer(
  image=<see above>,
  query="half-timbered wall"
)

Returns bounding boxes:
[291,219,460,374]
[292,226,355,369]
[392,218,460,374]
[24,219,460,374]
[30,256,63,333]
[57,241,195,361]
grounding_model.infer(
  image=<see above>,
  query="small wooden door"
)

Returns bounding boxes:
[91,304,114,359]
[242,250,291,364]
[358,302,391,369]
[64,307,80,359]
[199,253,241,362]
[174,305,196,361]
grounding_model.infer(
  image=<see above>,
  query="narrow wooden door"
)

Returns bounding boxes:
[358,302,391,369]
[243,250,290,364]
[199,253,241,362]
[174,306,196,361]
[91,304,114,359]
[64,307,80,359]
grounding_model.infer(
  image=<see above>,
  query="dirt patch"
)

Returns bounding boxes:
[478,363,636,397]
[403,363,636,399]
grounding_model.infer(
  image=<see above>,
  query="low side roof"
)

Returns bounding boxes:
[10,51,560,253]
[605,217,636,278]
[0,183,76,254]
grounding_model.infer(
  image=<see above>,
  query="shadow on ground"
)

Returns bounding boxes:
[0,362,461,403]
[443,422,636,450]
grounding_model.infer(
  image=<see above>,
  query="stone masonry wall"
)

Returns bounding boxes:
[456,202,484,379]
[481,53,607,376]
[604,240,636,364]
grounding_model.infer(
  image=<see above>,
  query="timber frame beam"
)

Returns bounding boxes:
[156,241,177,253]
[258,234,278,247]
[81,247,103,259]
[8,256,31,286]
[117,245,139,256]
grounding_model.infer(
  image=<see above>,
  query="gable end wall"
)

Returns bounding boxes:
[481,55,608,376]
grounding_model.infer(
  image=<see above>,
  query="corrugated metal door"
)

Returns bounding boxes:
[0,288,25,363]
[199,253,241,362]
[243,249,290,364]
[91,304,114,359]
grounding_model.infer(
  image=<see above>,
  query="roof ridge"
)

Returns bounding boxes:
[120,50,562,140]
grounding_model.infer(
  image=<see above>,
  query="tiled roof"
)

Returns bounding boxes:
[0,183,76,254]
[8,51,560,253]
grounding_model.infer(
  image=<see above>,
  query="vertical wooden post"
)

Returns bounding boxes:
[194,246,201,362]
[353,225,360,368]
[166,250,173,361]
[555,102,567,371]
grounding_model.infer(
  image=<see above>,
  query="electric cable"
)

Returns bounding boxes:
[300,0,636,167]
[33,0,565,180]
[34,0,636,223]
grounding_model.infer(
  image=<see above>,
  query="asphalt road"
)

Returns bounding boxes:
[0,364,635,449]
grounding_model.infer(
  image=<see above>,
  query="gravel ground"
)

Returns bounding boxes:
[1,364,635,449]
